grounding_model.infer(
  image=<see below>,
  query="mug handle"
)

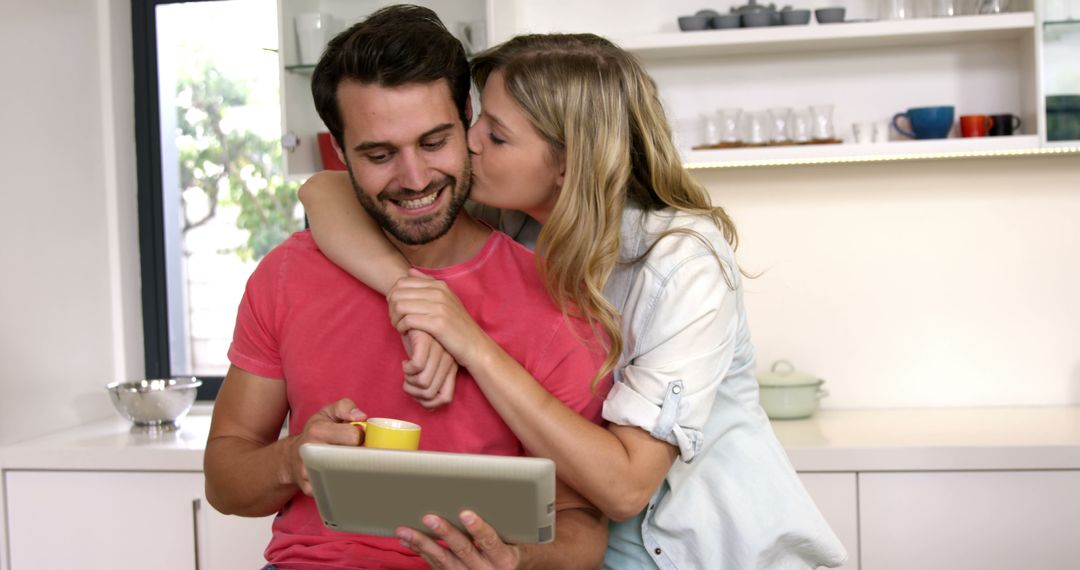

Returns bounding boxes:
[1011,115,1022,131]
[817,388,830,400]
[985,117,995,132]
[892,113,916,138]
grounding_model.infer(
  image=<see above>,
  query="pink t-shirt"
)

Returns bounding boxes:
[228,229,609,570]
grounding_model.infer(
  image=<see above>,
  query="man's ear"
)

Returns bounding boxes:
[465,96,474,126]
[331,134,347,167]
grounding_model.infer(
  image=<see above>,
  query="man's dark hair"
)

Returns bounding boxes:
[311,4,470,149]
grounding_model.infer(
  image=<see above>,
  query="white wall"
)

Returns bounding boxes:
[0,1,1076,454]
[699,156,1080,409]
[0,0,141,446]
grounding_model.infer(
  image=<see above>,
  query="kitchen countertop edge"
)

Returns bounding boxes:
[3,407,1080,473]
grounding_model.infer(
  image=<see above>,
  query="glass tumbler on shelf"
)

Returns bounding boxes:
[717,108,742,144]
[702,113,721,146]
[881,0,915,19]
[740,111,767,146]
[768,107,792,144]
[810,104,836,141]
[976,0,1009,13]
[788,108,812,143]
[931,0,957,16]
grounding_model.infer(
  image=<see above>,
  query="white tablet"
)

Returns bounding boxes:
[300,443,556,544]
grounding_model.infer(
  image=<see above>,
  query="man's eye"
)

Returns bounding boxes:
[421,139,448,151]
[365,153,390,164]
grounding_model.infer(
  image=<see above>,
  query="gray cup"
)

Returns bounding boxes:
[711,14,743,28]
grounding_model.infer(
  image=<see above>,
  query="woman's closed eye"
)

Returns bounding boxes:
[488,131,507,145]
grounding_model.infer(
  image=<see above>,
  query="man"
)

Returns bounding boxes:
[203,5,609,569]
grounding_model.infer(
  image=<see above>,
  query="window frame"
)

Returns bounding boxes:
[132,0,230,400]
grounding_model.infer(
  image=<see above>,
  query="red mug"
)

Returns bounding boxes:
[959,115,994,138]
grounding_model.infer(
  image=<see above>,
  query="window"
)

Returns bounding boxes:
[133,0,302,399]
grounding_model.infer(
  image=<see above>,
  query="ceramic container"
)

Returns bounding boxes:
[742,11,774,26]
[815,7,847,23]
[678,15,710,31]
[1047,95,1080,141]
[757,361,829,420]
[712,14,744,28]
[781,9,812,24]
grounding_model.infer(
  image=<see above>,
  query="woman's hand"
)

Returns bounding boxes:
[400,329,458,409]
[388,269,493,369]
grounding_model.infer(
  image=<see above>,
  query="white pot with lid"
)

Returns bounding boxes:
[756,360,829,420]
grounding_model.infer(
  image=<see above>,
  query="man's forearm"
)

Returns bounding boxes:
[204,434,299,517]
[518,507,608,570]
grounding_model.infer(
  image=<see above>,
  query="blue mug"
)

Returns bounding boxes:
[892,106,955,139]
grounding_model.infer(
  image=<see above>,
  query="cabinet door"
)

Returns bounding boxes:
[5,471,275,570]
[859,470,1080,570]
[800,473,859,569]
[5,471,203,570]
[200,496,275,570]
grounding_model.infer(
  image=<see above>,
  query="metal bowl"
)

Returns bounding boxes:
[105,377,202,432]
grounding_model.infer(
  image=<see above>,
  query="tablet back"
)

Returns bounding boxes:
[300,444,556,544]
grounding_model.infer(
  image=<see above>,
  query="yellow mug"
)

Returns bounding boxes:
[350,418,421,450]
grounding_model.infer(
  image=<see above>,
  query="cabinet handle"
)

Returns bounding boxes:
[192,498,202,570]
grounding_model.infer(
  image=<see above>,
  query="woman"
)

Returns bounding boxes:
[299,33,845,569]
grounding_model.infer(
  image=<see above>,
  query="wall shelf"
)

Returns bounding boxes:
[618,13,1036,60]
[681,135,1080,168]
[284,64,315,75]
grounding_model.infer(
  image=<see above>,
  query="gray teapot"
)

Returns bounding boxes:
[729,0,792,26]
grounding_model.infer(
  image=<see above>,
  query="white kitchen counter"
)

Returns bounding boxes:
[2,406,1079,472]
[771,406,1080,471]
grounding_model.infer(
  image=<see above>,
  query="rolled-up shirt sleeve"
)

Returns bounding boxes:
[602,250,739,462]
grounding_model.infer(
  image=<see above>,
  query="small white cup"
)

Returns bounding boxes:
[854,122,890,143]
[296,13,332,65]
[873,122,890,143]
[852,123,873,144]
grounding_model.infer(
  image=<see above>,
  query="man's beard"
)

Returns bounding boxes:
[345,160,471,246]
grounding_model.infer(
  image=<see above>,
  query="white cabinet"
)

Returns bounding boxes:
[4,471,272,570]
[484,0,1080,169]
[858,470,1080,570]
[278,1,1079,174]
[800,473,859,569]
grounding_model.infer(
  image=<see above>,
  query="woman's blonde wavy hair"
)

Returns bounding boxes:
[471,34,740,388]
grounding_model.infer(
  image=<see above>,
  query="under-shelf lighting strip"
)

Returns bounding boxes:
[684,145,1080,169]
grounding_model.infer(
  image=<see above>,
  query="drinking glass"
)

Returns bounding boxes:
[931,0,957,16]
[788,108,812,143]
[881,0,914,19]
[977,0,1009,13]
[810,104,835,141]
[768,107,791,144]
[717,108,742,143]
[740,111,767,145]
[702,113,720,146]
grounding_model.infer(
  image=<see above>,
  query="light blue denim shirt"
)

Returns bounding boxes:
[474,201,846,569]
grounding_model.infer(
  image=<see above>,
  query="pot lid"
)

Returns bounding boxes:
[757,360,822,387]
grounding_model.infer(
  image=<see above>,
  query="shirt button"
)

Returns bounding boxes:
[655,547,663,555]
[672,385,682,394]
